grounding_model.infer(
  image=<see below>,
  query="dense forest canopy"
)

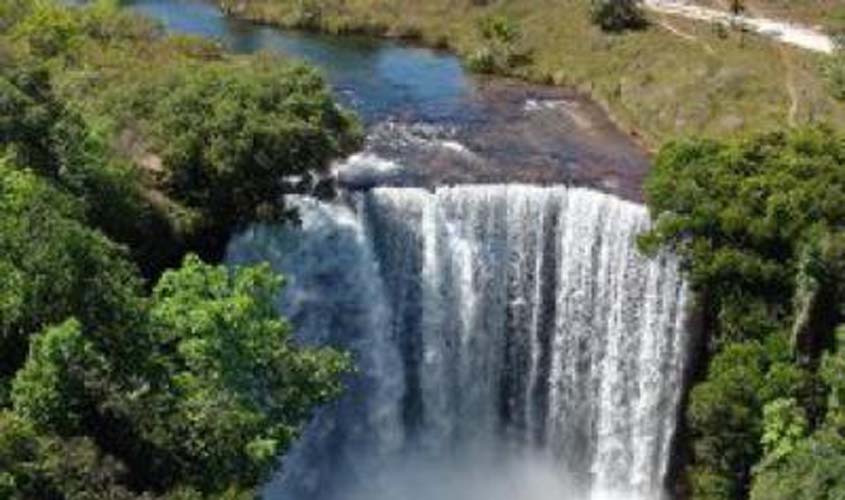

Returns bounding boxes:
[642,127,845,500]
[0,0,357,497]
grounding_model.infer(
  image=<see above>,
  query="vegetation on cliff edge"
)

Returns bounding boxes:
[642,126,845,500]
[0,1,357,497]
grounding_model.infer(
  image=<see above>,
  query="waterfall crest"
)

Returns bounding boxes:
[227,185,690,500]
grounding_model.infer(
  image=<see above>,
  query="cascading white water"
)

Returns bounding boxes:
[226,184,690,500]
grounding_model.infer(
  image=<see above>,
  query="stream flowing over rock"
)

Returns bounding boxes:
[227,184,690,500]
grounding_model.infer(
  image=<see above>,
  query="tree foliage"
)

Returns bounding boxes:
[0,410,137,500]
[0,1,357,497]
[589,0,646,32]
[643,127,845,499]
[12,319,107,437]
[116,57,361,250]
[132,256,351,492]
[0,160,142,376]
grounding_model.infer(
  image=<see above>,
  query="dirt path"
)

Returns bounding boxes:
[655,16,716,55]
[643,0,836,54]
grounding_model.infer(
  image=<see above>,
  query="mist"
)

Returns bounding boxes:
[265,446,657,500]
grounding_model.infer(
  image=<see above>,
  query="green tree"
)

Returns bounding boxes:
[0,410,136,500]
[749,328,845,500]
[10,0,84,58]
[0,3,357,497]
[128,255,351,493]
[467,14,532,74]
[758,398,808,466]
[0,159,143,377]
[750,428,845,500]
[11,319,106,436]
[3,255,352,496]
[641,128,845,339]
[643,127,845,499]
[686,342,766,499]
[0,59,171,279]
[129,58,361,257]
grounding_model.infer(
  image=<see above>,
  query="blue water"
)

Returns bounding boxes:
[128,0,474,124]
[125,0,649,198]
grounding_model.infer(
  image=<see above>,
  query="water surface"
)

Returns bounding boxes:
[127,0,651,199]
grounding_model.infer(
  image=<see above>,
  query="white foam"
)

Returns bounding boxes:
[333,152,403,178]
[440,140,473,155]
[524,99,568,113]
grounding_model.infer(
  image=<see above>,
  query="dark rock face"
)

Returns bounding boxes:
[337,79,651,202]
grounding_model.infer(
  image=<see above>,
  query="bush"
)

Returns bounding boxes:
[467,46,497,73]
[289,0,323,30]
[120,57,362,250]
[466,14,532,74]
[590,0,647,32]
[823,54,845,101]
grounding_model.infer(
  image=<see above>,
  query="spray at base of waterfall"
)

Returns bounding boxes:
[339,448,660,500]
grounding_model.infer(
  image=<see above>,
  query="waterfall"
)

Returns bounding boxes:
[226,184,690,500]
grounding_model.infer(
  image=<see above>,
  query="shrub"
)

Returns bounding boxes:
[467,14,532,74]
[823,53,845,101]
[589,0,647,32]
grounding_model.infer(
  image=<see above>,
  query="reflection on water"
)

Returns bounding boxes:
[128,0,472,124]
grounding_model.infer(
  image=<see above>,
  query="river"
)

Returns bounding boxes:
[128,0,650,199]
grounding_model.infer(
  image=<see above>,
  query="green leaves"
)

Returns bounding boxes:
[1,253,351,496]
[133,59,361,232]
[751,333,845,500]
[11,319,105,436]
[0,2,357,496]
[750,428,845,500]
[759,399,808,466]
[11,0,84,58]
[645,127,845,499]
[644,127,845,342]
[134,255,351,492]
[0,160,142,375]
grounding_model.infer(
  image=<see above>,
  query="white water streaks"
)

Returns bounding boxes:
[644,0,835,54]
[333,152,405,185]
[227,185,691,500]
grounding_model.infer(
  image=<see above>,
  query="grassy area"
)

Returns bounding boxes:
[699,0,845,30]
[223,0,845,146]
[744,0,845,28]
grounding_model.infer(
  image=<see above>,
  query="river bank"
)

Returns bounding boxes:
[219,0,845,147]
